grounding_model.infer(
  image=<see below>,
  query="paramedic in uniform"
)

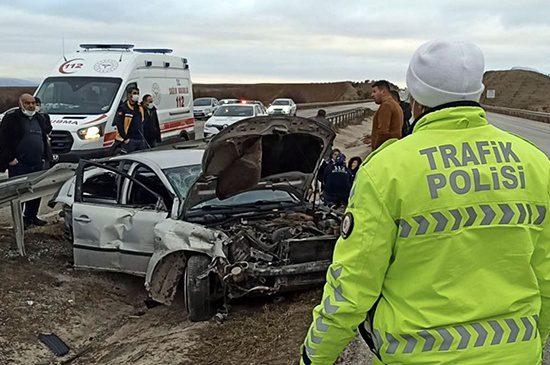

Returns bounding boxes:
[301,40,549,364]
[114,86,147,153]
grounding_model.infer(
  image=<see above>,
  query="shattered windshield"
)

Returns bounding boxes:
[163,164,202,198]
[35,77,122,115]
[193,189,297,210]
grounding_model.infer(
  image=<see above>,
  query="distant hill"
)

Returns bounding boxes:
[481,70,550,112]
[0,86,37,112]
[193,80,387,105]
[0,78,38,87]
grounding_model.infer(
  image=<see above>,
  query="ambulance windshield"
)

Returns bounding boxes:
[35,77,122,115]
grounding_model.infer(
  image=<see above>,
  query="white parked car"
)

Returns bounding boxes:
[193,97,219,119]
[267,98,297,116]
[203,103,266,137]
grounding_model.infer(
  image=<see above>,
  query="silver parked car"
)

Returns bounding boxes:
[52,116,340,321]
[193,97,219,119]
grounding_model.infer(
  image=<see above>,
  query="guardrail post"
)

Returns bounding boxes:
[10,199,25,256]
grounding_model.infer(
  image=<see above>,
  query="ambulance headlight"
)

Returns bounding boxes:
[77,124,105,140]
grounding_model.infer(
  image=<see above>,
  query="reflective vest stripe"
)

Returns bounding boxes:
[397,203,547,238]
[369,315,538,355]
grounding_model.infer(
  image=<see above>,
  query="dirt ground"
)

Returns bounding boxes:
[1,113,548,364]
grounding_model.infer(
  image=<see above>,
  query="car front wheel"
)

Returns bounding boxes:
[184,254,217,322]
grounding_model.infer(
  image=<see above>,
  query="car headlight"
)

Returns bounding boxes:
[77,124,105,140]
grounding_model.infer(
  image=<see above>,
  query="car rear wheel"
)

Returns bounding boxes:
[184,254,216,322]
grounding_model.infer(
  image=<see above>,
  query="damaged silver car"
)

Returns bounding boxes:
[147,116,341,321]
[53,116,341,321]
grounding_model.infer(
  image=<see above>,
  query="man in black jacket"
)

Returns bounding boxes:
[390,89,412,136]
[113,86,147,153]
[0,94,53,227]
[141,94,161,148]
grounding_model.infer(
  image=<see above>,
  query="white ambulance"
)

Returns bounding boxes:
[34,44,194,162]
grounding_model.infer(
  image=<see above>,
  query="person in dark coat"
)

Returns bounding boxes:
[391,89,412,137]
[313,109,333,130]
[141,94,162,148]
[0,94,53,227]
[113,86,147,154]
[323,153,353,208]
[347,156,363,181]
[317,148,341,187]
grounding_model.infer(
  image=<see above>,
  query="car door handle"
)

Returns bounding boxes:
[74,215,91,223]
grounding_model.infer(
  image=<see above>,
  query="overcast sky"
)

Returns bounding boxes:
[0,1,548,86]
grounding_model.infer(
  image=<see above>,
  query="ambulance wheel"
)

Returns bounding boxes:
[179,131,190,141]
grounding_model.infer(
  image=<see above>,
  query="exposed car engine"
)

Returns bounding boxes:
[211,209,341,298]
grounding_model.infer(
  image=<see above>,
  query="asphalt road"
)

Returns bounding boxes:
[488,112,550,156]
[304,102,550,157]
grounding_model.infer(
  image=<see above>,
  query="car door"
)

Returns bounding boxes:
[117,163,173,272]
[72,160,169,276]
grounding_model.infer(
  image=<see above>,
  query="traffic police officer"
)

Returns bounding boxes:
[301,40,549,364]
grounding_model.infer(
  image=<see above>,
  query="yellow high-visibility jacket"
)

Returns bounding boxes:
[302,104,549,364]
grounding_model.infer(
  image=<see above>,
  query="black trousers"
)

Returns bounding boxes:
[8,161,44,219]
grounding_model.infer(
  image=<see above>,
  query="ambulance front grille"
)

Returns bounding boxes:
[50,131,74,154]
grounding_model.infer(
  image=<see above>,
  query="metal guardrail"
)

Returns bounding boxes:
[327,107,372,131]
[0,163,77,256]
[482,104,550,124]
[297,99,373,110]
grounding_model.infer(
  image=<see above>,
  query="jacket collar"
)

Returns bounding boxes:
[411,101,488,133]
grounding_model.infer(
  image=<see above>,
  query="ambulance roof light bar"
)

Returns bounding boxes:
[79,44,134,51]
[134,48,173,54]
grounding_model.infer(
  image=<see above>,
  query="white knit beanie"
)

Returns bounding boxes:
[406,40,485,108]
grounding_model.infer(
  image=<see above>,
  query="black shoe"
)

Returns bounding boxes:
[32,217,48,226]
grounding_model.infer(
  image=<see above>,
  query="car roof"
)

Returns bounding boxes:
[111,149,203,169]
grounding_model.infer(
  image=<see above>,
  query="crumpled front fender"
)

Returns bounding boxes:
[145,219,227,305]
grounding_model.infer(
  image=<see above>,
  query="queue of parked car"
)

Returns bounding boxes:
[194,97,297,138]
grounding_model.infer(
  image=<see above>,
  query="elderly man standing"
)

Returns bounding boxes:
[0,94,52,228]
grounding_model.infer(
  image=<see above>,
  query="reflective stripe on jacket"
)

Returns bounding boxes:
[302,105,549,364]
[114,101,145,141]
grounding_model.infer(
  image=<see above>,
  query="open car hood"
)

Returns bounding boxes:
[182,116,335,215]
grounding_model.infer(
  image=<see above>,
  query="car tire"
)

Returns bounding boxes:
[184,254,216,322]
[179,130,190,141]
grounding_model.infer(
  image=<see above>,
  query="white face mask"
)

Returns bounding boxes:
[35,106,40,113]
[131,94,139,102]
[146,103,154,110]
[22,108,36,117]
